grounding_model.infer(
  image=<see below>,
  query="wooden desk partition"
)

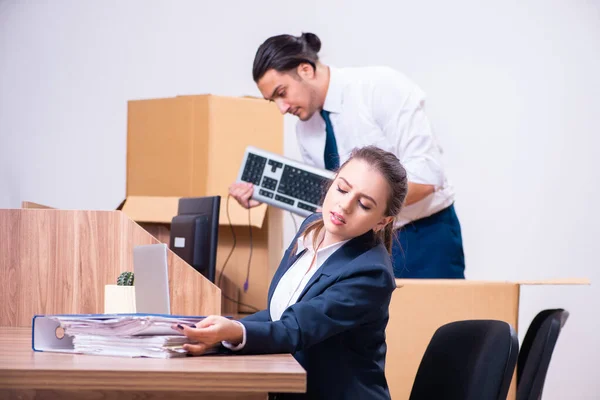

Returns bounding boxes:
[0,208,221,327]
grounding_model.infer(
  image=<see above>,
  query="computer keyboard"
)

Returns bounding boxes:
[237,146,335,217]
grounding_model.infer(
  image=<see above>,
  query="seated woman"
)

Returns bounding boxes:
[174,145,408,400]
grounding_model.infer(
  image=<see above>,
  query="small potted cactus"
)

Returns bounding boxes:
[104,271,136,314]
[117,271,134,286]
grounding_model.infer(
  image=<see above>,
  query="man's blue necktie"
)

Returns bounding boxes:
[320,109,340,171]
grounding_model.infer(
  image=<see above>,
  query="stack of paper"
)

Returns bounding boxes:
[71,334,190,358]
[45,314,207,358]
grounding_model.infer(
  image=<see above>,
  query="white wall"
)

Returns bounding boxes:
[1,1,599,397]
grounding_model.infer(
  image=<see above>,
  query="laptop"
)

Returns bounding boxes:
[133,243,171,315]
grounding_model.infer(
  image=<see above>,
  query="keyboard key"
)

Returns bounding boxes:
[261,176,278,191]
[259,189,274,199]
[275,194,295,206]
[277,165,329,206]
[297,202,317,213]
[241,153,267,185]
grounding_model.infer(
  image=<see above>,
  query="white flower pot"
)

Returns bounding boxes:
[104,285,136,314]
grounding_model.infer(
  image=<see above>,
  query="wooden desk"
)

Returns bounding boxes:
[0,328,306,399]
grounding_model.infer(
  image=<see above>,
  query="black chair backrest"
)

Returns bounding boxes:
[409,320,519,400]
[517,309,569,400]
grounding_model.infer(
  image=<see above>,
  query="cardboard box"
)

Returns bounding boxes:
[124,94,285,313]
[127,94,283,198]
[385,278,590,400]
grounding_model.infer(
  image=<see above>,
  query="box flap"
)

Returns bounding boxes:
[22,201,55,209]
[120,196,267,228]
[219,198,268,228]
[121,196,179,223]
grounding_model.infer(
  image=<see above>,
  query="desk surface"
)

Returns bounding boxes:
[0,327,306,393]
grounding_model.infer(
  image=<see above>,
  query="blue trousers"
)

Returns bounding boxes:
[391,204,465,279]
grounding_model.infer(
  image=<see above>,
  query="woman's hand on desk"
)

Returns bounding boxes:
[172,316,244,356]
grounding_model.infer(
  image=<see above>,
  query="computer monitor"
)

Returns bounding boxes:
[169,196,220,283]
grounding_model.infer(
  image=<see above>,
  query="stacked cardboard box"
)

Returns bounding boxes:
[122,94,284,314]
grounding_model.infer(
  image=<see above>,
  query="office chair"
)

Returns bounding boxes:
[517,309,569,400]
[409,320,519,400]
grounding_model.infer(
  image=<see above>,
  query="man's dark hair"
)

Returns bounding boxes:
[252,32,321,82]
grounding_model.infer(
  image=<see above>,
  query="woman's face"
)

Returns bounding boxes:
[321,159,393,243]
